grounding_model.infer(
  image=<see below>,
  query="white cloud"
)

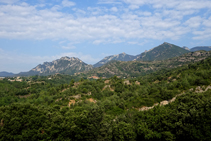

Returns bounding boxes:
[203,16,211,27]
[122,0,211,10]
[98,0,122,5]
[110,7,118,12]
[177,1,211,10]
[0,0,19,4]
[0,0,210,44]
[62,46,76,50]
[123,0,147,6]
[184,16,202,28]
[137,11,152,16]
[193,28,211,40]
[72,8,86,15]
[87,7,109,15]
[62,0,75,7]
[162,9,196,20]
[93,40,105,45]
[129,5,139,10]
[128,41,148,46]
[51,5,62,11]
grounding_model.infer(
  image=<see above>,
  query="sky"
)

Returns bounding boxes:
[0,0,211,73]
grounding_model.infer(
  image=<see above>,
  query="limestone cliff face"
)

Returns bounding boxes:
[19,56,93,76]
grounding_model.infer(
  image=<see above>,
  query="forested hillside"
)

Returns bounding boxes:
[1,54,211,140]
[135,42,190,61]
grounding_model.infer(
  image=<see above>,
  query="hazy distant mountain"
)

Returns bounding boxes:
[134,42,190,61]
[93,52,136,68]
[0,71,14,77]
[18,57,93,76]
[190,46,211,52]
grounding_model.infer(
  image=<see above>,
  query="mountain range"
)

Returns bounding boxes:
[190,46,211,52]
[80,50,211,78]
[2,42,211,77]
[0,71,14,77]
[94,42,190,67]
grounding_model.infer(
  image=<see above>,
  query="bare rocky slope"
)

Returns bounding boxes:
[93,52,136,68]
[18,57,93,76]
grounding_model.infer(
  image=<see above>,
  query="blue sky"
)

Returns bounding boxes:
[0,0,211,73]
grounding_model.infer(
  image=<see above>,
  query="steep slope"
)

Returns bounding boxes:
[80,51,211,78]
[190,46,211,52]
[0,71,14,77]
[135,42,190,61]
[93,52,136,68]
[18,57,93,76]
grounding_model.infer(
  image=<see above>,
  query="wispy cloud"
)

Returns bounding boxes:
[128,40,148,46]
[122,0,211,10]
[193,28,211,40]
[62,0,75,7]
[98,0,122,5]
[0,0,19,4]
[62,46,76,50]
[110,7,118,12]
[0,0,210,45]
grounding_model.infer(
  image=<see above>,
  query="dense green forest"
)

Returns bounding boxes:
[1,56,211,140]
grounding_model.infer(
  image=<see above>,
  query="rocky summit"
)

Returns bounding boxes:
[93,52,136,68]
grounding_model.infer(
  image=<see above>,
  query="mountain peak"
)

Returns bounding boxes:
[18,56,92,76]
[135,42,190,61]
[93,53,136,68]
[60,56,80,61]
[182,46,190,51]
[60,56,70,60]
[162,42,172,46]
